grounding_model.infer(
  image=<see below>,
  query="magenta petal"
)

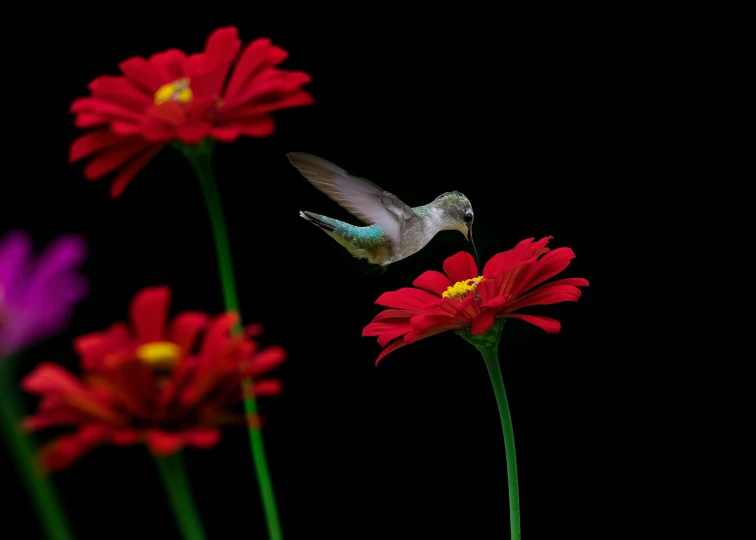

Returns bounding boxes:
[0,231,88,357]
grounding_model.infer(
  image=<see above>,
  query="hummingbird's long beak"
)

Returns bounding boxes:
[468,226,481,270]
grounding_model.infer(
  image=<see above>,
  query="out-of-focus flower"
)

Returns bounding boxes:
[69,26,313,197]
[0,231,87,358]
[363,236,589,363]
[22,286,285,470]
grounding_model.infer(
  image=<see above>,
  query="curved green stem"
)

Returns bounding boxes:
[154,452,207,540]
[176,139,283,540]
[479,347,521,540]
[0,360,75,540]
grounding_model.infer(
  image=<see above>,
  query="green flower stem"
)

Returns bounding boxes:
[458,320,521,540]
[176,139,283,540]
[154,452,207,540]
[479,346,521,540]
[0,360,76,540]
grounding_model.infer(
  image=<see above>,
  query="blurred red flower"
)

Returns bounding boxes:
[363,236,589,363]
[69,26,313,197]
[22,287,285,471]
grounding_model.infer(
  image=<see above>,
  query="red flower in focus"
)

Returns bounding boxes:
[22,287,285,471]
[363,236,589,363]
[69,27,313,197]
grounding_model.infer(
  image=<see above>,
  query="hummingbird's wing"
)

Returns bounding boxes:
[287,152,418,247]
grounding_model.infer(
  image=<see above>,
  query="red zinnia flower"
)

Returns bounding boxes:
[69,26,313,197]
[363,236,589,363]
[21,286,285,471]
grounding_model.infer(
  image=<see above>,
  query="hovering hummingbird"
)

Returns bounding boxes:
[287,152,479,272]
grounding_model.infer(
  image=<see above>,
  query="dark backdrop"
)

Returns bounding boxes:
[1,3,752,539]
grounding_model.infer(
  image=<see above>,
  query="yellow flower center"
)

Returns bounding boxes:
[136,341,181,369]
[154,78,193,104]
[442,276,484,299]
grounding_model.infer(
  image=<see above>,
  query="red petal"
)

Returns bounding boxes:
[182,429,221,449]
[375,338,410,365]
[483,236,553,277]
[454,295,480,320]
[146,101,186,126]
[182,313,238,406]
[375,288,441,310]
[176,123,212,144]
[410,314,455,334]
[145,430,184,455]
[23,408,90,430]
[169,312,209,354]
[366,309,422,323]
[130,287,171,342]
[22,362,86,396]
[83,140,153,180]
[376,324,412,346]
[73,113,108,128]
[189,27,241,98]
[88,75,152,110]
[413,270,452,295]
[218,90,313,120]
[443,251,478,283]
[471,311,495,335]
[199,313,238,359]
[224,38,287,100]
[208,125,242,142]
[223,71,312,112]
[249,346,287,377]
[403,322,464,345]
[245,322,264,337]
[148,49,189,81]
[69,131,132,162]
[505,279,589,312]
[119,56,167,92]
[109,144,163,197]
[502,313,561,333]
[513,247,577,297]
[38,425,109,471]
[253,379,283,396]
[363,320,411,336]
[70,97,145,124]
[74,323,131,368]
[111,429,140,445]
[238,117,276,137]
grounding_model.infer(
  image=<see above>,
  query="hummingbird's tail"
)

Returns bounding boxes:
[299,210,336,232]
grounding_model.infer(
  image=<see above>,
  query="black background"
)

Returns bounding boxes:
[1,3,752,539]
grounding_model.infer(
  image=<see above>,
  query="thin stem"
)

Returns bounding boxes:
[479,347,521,540]
[177,140,283,540]
[0,361,76,540]
[154,453,207,540]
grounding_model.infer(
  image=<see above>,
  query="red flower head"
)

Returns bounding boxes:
[21,287,285,471]
[363,236,589,364]
[69,27,313,197]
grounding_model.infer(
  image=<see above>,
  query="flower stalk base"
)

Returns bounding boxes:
[0,360,75,540]
[154,452,207,540]
[176,139,283,540]
[459,320,522,540]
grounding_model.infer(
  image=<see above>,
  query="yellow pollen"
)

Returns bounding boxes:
[442,276,484,299]
[136,341,181,369]
[154,78,193,104]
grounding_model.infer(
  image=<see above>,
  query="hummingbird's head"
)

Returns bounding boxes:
[435,191,480,267]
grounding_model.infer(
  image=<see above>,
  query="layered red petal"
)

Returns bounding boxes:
[443,251,478,283]
[23,286,286,469]
[365,237,587,363]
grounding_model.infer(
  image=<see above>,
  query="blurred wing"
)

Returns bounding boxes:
[287,152,417,246]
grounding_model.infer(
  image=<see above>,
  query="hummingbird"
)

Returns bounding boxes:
[287,152,479,272]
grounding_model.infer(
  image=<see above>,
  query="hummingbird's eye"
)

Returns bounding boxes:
[464,211,473,223]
